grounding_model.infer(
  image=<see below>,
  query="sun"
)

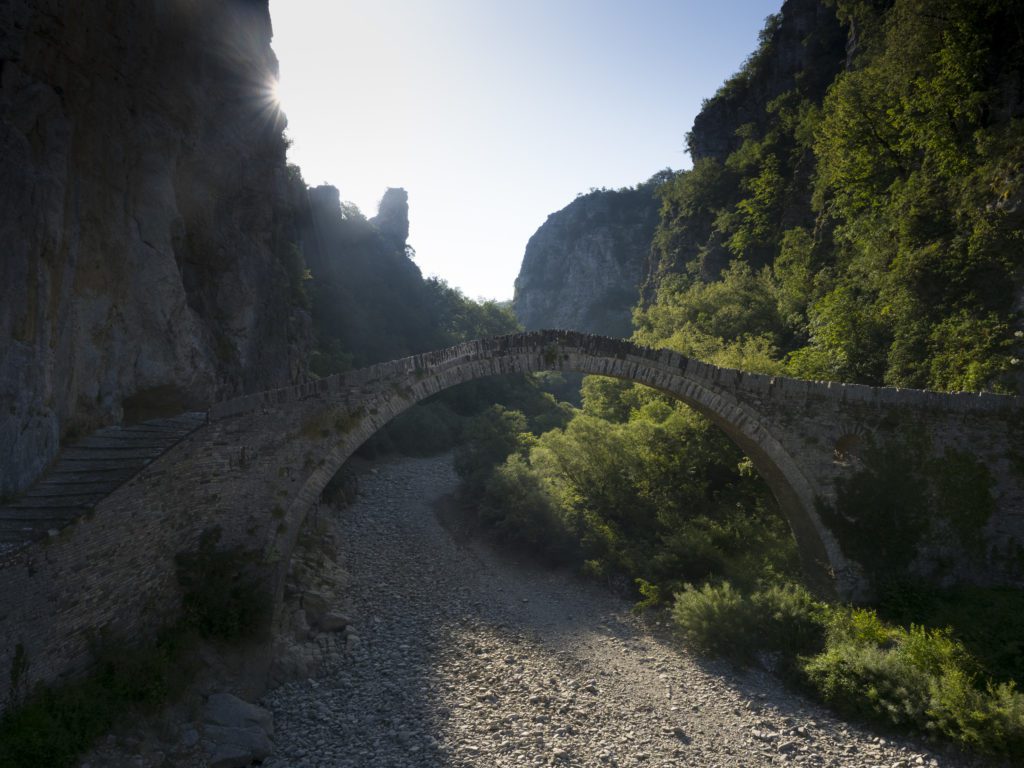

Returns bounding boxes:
[253,75,287,131]
[269,76,283,109]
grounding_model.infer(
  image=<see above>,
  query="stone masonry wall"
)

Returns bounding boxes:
[0,0,311,498]
[2,331,1022,709]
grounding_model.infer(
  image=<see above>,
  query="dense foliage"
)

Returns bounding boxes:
[455,379,800,593]
[302,186,519,374]
[457,370,1024,757]
[672,583,1024,755]
[0,631,192,768]
[352,279,575,459]
[645,0,1024,393]
[293,180,568,458]
[458,0,1024,757]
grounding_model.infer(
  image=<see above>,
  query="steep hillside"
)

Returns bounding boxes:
[641,0,1024,393]
[459,6,1024,756]
[646,0,847,287]
[0,0,311,496]
[301,186,436,371]
[687,0,847,165]
[0,0,517,498]
[512,174,669,338]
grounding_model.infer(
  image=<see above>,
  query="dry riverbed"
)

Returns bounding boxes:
[260,454,1003,768]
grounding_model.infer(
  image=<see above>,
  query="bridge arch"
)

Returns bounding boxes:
[213,331,857,600]
[8,330,1023,703]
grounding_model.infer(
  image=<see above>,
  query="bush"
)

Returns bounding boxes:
[878,583,1024,684]
[0,629,193,768]
[672,581,824,665]
[973,681,1024,756]
[671,581,1024,756]
[801,611,1024,756]
[379,400,461,456]
[802,635,936,727]
[454,406,531,497]
[0,530,272,768]
[672,582,763,662]
[751,583,826,659]
[823,605,893,646]
[479,455,578,565]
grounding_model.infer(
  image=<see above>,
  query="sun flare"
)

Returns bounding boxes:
[269,76,283,109]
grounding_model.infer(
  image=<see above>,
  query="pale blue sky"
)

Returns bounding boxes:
[270,1,781,300]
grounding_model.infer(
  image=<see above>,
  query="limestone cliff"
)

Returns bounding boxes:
[0,0,312,496]
[642,0,848,289]
[370,187,411,255]
[686,0,847,163]
[512,175,668,338]
[301,185,436,371]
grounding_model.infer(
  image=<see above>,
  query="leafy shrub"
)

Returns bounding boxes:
[478,455,577,564]
[378,400,461,456]
[672,581,824,665]
[802,634,936,727]
[671,580,1024,756]
[672,582,764,662]
[801,611,1024,756]
[751,583,826,659]
[823,605,894,646]
[0,629,193,768]
[0,530,272,767]
[460,375,800,605]
[969,681,1024,756]
[454,405,531,497]
[879,583,1024,684]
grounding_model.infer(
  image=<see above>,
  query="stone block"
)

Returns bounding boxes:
[204,693,274,736]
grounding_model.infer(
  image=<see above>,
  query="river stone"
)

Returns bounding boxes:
[319,612,351,632]
[204,693,275,736]
[203,725,273,765]
[302,592,329,626]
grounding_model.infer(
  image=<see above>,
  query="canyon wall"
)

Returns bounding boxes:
[512,176,667,338]
[301,185,440,371]
[0,0,312,496]
[686,0,847,164]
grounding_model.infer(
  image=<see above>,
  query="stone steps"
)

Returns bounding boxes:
[58,447,172,461]
[8,494,109,508]
[49,459,158,473]
[0,412,206,547]
[72,436,182,450]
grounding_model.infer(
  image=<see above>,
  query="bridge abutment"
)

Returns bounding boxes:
[2,331,1022,708]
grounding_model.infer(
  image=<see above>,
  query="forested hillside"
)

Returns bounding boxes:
[294,179,571,462]
[477,0,1024,613]
[461,1,1024,754]
[301,185,516,374]
[643,0,1024,394]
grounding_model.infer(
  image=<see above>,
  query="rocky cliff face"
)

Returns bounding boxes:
[687,0,846,163]
[302,185,436,369]
[370,187,411,255]
[0,0,311,496]
[639,0,848,290]
[513,178,667,338]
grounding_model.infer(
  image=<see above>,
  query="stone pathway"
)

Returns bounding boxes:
[261,454,1004,768]
[0,412,206,555]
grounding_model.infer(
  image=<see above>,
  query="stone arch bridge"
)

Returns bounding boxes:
[2,330,1023,703]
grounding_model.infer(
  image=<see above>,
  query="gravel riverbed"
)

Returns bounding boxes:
[261,454,1002,768]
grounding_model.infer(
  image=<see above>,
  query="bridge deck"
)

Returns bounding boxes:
[0,412,206,553]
